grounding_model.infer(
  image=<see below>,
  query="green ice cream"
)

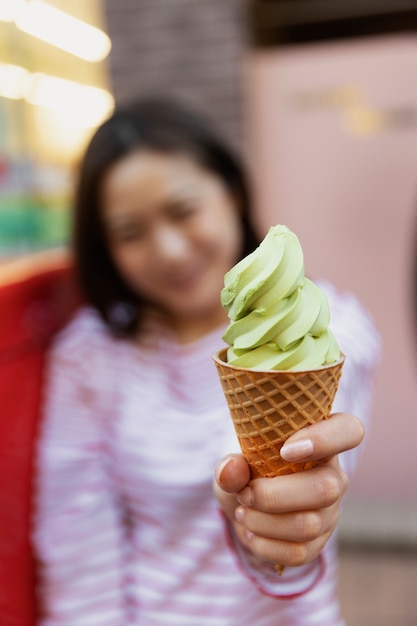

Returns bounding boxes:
[221,225,340,371]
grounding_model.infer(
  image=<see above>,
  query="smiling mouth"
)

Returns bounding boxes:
[164,266,205,291]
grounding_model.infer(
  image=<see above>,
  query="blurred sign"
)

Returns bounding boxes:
[246,30,417,507]
[248,0,417,46]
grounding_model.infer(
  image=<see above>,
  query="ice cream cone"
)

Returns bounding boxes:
[213,348,345,478]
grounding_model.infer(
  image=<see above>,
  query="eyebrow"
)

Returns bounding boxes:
[102,177,205,228]
[103,212,142,228]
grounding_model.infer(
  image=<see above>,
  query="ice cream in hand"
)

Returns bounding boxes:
[213,224,345,479]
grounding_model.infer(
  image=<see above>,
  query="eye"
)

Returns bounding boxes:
[110,223,146,244]
[169,198,199,220]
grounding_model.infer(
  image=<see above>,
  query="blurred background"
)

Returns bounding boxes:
[1,1,417,624]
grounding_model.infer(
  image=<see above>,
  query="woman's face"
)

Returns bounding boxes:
[100,150,243,332]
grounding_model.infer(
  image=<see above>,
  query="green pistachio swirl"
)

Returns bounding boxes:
[221,225,340,371]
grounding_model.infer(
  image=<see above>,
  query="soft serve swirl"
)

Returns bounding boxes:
[221,225,340,370]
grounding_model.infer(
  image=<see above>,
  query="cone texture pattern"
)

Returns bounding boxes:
[213,348,345,478]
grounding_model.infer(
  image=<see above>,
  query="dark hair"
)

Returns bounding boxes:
[73,97,259,335]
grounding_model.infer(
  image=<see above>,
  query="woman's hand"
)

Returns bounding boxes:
[214,412,364,568]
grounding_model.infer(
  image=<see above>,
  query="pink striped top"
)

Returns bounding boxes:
[33,281,380,625]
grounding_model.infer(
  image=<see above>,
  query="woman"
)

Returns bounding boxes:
[33,98,380,625]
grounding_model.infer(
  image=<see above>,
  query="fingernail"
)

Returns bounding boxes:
[280,438,314,461]
[237,486,253,507]
[215,456,234,485]
[235,506,245,523]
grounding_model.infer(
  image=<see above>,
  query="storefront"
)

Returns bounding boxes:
[246,0,417,531]
[0,0,113,255]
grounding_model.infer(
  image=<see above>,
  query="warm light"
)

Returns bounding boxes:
[0,63,30,99]
[0,63,114,127]
[15,1,111,62]
[0,0,24,22]
[25,73,114,127]
[33,105,97,163]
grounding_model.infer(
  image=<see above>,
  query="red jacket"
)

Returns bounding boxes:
[0,250,79,625]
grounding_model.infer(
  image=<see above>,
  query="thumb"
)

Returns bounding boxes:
[215,454,251,494]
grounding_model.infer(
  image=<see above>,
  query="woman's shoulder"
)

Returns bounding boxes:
[49,305,119,363]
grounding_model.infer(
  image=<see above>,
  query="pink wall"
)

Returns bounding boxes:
[245,34,417,505]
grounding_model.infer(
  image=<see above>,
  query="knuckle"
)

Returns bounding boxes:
[296,511,322,541]
[318,471,341,506]
[253,481,280,512]
[286,543,308,567]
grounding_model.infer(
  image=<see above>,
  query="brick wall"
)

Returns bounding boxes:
[102,0,248,153]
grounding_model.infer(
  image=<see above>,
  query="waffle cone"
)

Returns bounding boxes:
[213,348,345,478]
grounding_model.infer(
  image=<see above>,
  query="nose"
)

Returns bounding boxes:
[152,224,190,262]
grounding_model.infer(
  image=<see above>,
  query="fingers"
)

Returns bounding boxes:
[233,517,333,567]
[215,454,251,494]
[237,457,349,514]
[214,412,362,568]
[213,454,251,522]
[280,412,365,464]
[215,413,363,496]
[235,503,338,543]
[232,467,344,567]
